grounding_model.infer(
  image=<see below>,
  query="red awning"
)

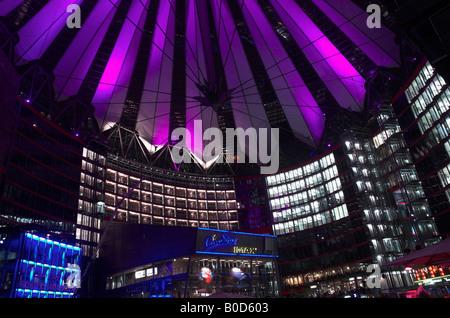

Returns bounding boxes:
[384,239,450,267]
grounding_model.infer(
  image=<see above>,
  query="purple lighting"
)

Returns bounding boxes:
[269,0,366,112]
[311,0,400,68]
[93,0,150,129]
[137,0,176,147]
[5,0,401,158]
[15,0,83,65]
[239,0,324,148]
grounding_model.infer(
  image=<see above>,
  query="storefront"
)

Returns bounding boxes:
[411,266,450,298]
[97,224,279,298]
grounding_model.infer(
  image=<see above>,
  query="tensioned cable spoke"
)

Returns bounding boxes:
[230,73,364,101]
[13,7,70,65]
[229,51,362,98]
[232,74,365,99]
[226,5,369,96]
[166,0,209,84]
[52,74,193,100]
[229,29,393,99]
[105,0,202,87]
[148,104,209,152]
[135,103,206,123]
[221,0,247,72]
[229,105,306,135]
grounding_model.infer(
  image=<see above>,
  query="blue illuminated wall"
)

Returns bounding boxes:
[6,232,81,298]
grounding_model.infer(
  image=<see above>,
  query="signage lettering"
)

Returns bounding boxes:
[233,246,258,254]
[204,234,238,251]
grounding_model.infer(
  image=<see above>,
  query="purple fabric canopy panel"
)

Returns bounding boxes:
[1,0,401,161]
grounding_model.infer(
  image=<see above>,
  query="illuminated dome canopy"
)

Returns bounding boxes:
[1,0,402,174]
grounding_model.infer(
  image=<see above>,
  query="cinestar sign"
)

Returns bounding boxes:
[171,120,279,174]
[204,234,239,252]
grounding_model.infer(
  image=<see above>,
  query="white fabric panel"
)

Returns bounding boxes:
[136,0,176,146]
[211,0,271,162]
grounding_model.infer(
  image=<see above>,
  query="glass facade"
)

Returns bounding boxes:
[98,226,279,298]
[396,61,450,236]
[266,153,348,236]
[105,255,278,298]
[264,148,374,296]
[0,231,82,298]
[0,99,83,236]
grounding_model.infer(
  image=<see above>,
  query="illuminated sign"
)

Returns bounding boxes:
[135,267,158,279]
[135,270,146,279]
[146,267,158,277]
[196,229,277,258]
[204,234,238,252]
[233,246,258,254]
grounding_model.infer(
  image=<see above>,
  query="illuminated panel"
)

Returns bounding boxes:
[210,0,271,162]
[196,228,277,257]
[137,0,176,146]
[14,233,81,298]
[15,0,85,65]
[240,0,324,148]
[0,0,24,16]
[53,0,120,102]
[92,0,150,129]
[311,0,400,68]
[185,0,218,158]
[269,0,366,112]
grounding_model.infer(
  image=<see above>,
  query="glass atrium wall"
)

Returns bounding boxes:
[265,148,373,296]
[0,231,82,298]
[398,61,450,236]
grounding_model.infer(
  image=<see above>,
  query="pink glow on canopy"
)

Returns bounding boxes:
[312,0,400,68]
[210,0,272,162]
[185,0,208,158]
[210,0,270,128]
[93,0,149,126]
[53,0,120,101]
[136,0,175,146]
[15,0,84,65]
[270,0,366,112]
[240,0,324,147]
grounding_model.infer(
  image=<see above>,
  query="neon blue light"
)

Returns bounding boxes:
[196,251,277,258]
[198,228,276,238]
[25,233,81,251]
[21,260,78,271]
[15,289,74,298]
